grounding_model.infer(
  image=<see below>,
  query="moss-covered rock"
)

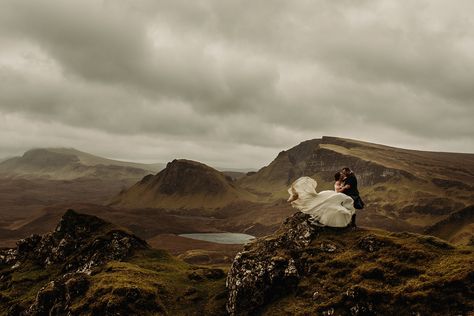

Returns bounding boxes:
[226,212,474,316]
[0,210,227,316]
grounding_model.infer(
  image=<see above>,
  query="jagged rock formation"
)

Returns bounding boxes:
[1,209,148,273]
[0,210,227,316]
[0,210,150,315]
[226,212,474,316]
[111,159,257,209]
[226,212,316,314]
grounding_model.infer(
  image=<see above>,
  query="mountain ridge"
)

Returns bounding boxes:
[236,136,474,235]
[0,148,164,180]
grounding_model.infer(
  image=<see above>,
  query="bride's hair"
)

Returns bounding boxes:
[334,172,342,181]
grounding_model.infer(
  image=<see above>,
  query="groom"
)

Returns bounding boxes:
[340,167,364,227]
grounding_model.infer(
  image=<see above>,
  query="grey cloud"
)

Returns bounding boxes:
[0,0,473,168]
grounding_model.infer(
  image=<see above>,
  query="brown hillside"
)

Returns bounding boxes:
[0,148,163,180]
[111,159,257,209]
[237,136,474,234]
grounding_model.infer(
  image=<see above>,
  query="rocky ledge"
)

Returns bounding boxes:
[226,212,474,316]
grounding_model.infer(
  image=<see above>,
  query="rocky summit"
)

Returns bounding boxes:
[226,212,474,316]
[0,210,228,316]
[0,209,148,274]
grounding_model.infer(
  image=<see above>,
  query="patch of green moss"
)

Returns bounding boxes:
[68,250,226,315]
[261,228,474,315]
[1,247,228,316]
[0,263,61,314]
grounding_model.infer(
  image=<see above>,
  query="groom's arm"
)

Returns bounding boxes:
[341,177,355,191]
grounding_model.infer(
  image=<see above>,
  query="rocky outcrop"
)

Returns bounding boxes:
[1,210,154,315]
[1,210,227,316]
[0,209,148,273]
[26,272,90,315]
[226,212,474,316]
[226,212,319,315]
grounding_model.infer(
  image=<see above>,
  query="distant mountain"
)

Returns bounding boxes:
[2,138,473,248]
[237,136,474,233]
[111,159,257,209]
[0,148,165,180]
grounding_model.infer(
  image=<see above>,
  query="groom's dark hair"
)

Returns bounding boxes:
[342,167,353,175]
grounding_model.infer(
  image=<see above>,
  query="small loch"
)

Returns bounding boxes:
[179,233,256,244]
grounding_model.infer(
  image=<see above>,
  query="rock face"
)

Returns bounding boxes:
[226,212,317,315]
[237,137,413,192]
[0,209,148,273]
[226,212,474,316]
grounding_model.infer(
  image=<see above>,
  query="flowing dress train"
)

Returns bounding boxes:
[288,176,355,227]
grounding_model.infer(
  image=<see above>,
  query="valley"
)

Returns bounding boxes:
[0,137,473,266]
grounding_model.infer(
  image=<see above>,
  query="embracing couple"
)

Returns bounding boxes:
[287,167,364,228]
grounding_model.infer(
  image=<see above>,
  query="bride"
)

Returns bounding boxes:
[287,176,355,227]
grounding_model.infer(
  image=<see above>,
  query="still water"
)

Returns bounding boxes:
[179,233,255,244]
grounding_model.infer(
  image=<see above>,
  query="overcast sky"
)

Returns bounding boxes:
[1,0,473,168]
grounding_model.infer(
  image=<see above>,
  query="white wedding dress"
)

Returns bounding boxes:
[288,176,355,227]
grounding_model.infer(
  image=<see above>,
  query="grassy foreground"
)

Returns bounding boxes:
[0,248,228,316]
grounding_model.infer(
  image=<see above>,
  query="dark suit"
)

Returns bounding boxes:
[343,173,364,226]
